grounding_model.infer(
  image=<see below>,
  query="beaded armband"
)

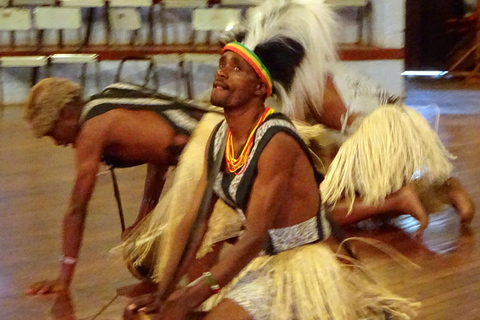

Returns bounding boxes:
[202,272,221,294]
[59,255,77,265]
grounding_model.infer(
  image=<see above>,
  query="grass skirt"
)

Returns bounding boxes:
[319,104,454,211]
[121,112,235,282]
[199,242,419,320]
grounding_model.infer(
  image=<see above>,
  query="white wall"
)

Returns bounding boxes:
[370,0,405,48]
[333,0,405,48]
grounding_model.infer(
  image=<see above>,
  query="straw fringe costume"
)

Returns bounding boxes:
[122,111,238,281]
[320,104,454,211]
[200,244,418,320]
[307,65,455,211]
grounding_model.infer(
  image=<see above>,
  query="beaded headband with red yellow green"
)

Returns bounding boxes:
[222,42,273,97]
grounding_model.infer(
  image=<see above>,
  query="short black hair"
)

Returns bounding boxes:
[254,37,305,93]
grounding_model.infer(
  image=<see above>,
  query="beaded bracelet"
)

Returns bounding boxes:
[59,255,77,265]
[202,271,221,294]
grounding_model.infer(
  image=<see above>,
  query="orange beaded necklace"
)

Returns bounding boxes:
[225,107,274,175]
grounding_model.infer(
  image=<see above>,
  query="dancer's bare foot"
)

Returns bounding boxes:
[445,177,475,224]
[394,185,429,236]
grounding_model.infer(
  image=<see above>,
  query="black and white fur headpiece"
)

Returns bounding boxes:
[222,0,338,120]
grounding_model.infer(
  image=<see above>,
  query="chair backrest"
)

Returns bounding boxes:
[60,0,104,7]
[34,7,82,29]
[149,54,184,96]
[0,56,48,67]
[114,56,153,83]
[192,8,241,31]
[162,0,206,9]
[0,8,32,31]
[180,6,236,99]
[109,8,142,30]
[49,53,99,64]
[181,53,219,64]
[0,55,48,108]
[220,0,256,5]
[109,0,152,7]
[151,53,182,64]
[324,0,369,8]
[12,0,56,5]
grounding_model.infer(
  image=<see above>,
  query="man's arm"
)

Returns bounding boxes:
[319,76,359,130]
[140,164,168,219]
[122,164,169,240]
[60,132,103,285]
[26,123,105,295]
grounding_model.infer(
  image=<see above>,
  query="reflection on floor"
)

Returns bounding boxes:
[0,77,479,319]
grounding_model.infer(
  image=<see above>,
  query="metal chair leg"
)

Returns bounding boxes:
[95,59,101,92]
[180,59,194,100]
[0,67,4,117]
[80,62,88,94]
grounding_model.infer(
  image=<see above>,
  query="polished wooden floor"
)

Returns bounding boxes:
[1,78,479,319]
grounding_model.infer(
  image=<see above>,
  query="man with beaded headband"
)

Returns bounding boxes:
[123,2,419,319]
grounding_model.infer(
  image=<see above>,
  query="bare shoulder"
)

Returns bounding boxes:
[258,132,304,171]
[78,114,112,141]
[74,115,112,153]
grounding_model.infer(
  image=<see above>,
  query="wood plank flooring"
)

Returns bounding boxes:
[0,77,479,319]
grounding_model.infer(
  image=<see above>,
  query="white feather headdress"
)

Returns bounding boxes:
[223,0,338,120]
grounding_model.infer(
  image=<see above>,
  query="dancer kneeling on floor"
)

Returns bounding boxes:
[124,27,418,320]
